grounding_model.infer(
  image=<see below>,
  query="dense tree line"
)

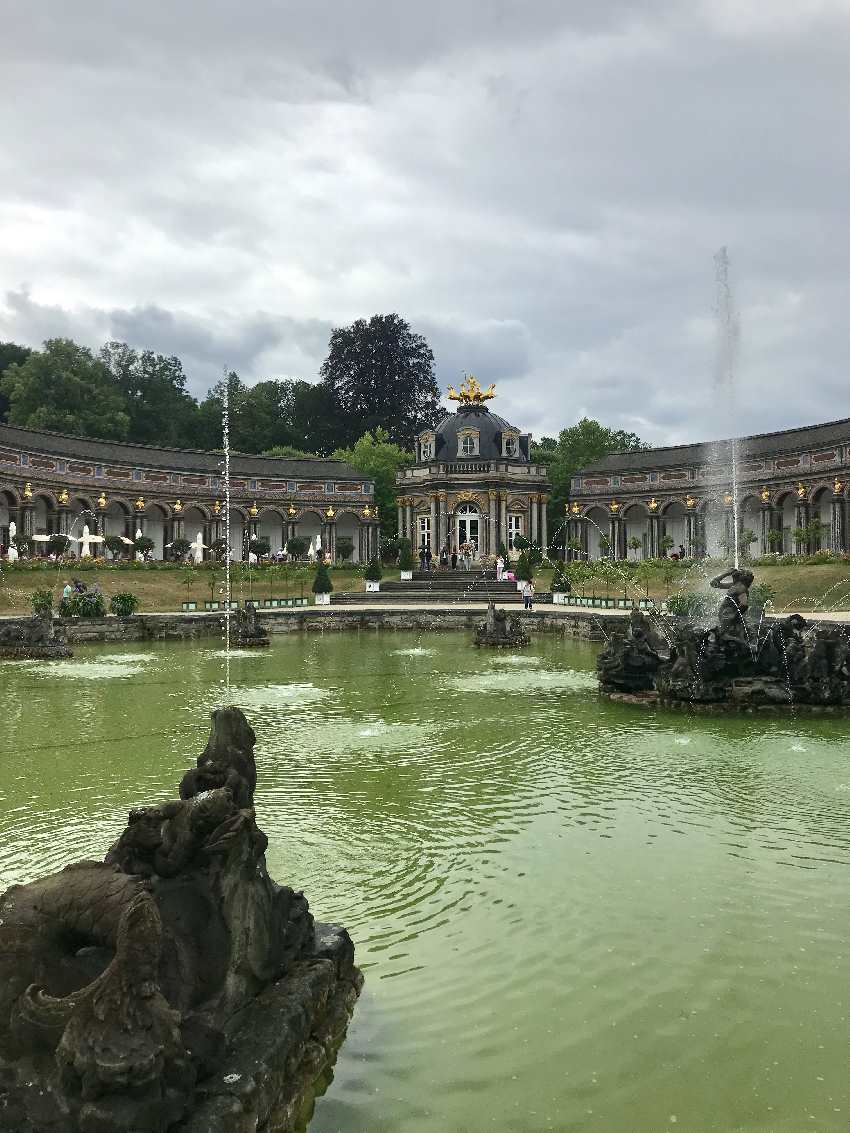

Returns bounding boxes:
[0,313,442,456]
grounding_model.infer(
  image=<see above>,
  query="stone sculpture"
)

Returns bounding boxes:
[597,572,850,710]
[230,600,270,647]
[0,612,72,659]
[474,602,530,648]
[0,706,361,1132]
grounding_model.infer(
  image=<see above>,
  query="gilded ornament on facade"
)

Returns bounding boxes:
[173,499,183,513]
[760,486,771,503]
[97,493,107,509]
[834,478,844,494]
[58,488,69,505]
[22,482,33,500]
[135,496,145,511]
[722,492,733,507]
[446,375,496,404]
[647,497,658,511]
[797,482,808,499]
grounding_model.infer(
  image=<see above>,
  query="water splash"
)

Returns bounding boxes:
[222,370,232,696]
[714,247,741,568]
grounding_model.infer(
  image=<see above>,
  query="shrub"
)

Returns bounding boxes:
[667,591,715,618]
[749,581,775,614]
[249,536,271,558]
[169,537,192,561]
[380,536,400,563]
[209,536,230,561]
[312,561,333,594]
[364,557,383,582]
[336,536,354,561]
[134,535,155,558]
[397,538,414,571]
[285,536,309,559]
[61,590,107,617]
[104,534,126,560]
[47,534,71,557]
[551,563,570,592]
[109,592,140,617]
[31,588,54,616]
[515,551,533,582]
[11,533,34,556]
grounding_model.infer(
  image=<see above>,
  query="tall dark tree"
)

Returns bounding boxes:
[100,341,200,448]
[1,338,130,440]
[0,342,32,421]
[318,314,440,449]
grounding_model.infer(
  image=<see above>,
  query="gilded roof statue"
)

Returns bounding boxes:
[446,374,496,405]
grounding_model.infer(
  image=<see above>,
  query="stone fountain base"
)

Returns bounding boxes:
[600,689,850,715]
[0,614,72,660]
[181,924,362,1133]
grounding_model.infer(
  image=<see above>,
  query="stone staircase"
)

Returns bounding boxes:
[334,569,527,604]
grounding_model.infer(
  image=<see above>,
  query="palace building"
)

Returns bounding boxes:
[565,416,850,560]
[0,423,379,561]
[395,377,551,558]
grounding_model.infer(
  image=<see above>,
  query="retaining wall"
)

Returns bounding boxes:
[0,607,626,645]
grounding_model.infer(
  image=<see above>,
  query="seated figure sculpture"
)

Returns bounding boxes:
[474,602,530,648]
[0,707,361,1133]
[230,600,270,647]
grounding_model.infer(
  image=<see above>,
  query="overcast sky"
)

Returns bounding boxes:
[2,0,849,446]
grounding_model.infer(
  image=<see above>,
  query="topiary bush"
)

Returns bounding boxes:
[397,537,414,571]
[312,561,333,593]
[104,534,126,560]
[30,588,54,616]
[336,536,354,561]
[109,592,140,617]
[169,537,192,561]
[134,535,155,558]
[249,536,271,558]
[364,557,383,581]
[47,534,71,557]
[285,536,308,559]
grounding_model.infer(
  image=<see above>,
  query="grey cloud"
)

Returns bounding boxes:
[2,1,850,447]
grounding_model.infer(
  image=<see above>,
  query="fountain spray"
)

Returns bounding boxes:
[222,370,232,694]
[714,247,741,569]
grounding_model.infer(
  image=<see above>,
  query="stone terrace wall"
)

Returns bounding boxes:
[0,608,625,644]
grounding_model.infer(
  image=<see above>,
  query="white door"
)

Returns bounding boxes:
[456,514,480,553]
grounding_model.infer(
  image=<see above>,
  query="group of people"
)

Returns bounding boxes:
[418,542,478,571]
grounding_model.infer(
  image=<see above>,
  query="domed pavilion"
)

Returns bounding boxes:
[395,377,551,560]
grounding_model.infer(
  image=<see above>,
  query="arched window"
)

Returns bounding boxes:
[457,502,479,515]
[504,436,517,457]
[461,436,476,456]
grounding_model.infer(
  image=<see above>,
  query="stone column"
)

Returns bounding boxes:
[579,516,588,560]
[21,505,34,537]
[489,492,498,556]
[648,514,660,558]
[438,493,448,551]
[430,494,437,553]
[540,495,548,555]
[172,514,184,542]
[58,507,71,536]
[760,505,773,556]
[405,501,413,541]
[685,512,697,558]
[397,501,404,537]
[499,493,508,551]
[831,496,846,553]
[609,516,622,559]
[794,501,809,555]
[530,495,538,544]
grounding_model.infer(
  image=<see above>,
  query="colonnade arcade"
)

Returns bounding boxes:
[565,480,850,559]
[396,491,549,559]
[0,484,380,562]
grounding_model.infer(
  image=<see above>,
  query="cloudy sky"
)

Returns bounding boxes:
[1,0,849,445]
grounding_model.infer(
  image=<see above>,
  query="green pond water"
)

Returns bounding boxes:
[2,632,850,1132]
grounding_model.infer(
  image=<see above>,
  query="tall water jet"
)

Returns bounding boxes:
[714,247,741,568]
[222,369,232,693]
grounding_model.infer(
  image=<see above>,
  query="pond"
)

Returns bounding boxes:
[2,631,850,1132]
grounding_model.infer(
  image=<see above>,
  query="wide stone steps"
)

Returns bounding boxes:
[333,589,526,604]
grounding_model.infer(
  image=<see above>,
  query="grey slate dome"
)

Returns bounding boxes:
[429,404,530,463]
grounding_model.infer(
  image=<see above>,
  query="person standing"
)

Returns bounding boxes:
[523,578,535,610]
[419,544,427,571]
[495,553,505,581]
[425,544,433,571]
[439,545,449,569]
[450,547,458,570]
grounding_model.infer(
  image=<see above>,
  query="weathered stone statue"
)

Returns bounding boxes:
[230,600,269,647]
[474,602,530,648]
[0,707,361,1132]
[0,612,72,659]
[597,571,850,710]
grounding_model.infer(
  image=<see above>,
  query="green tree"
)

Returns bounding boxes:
[2,338,130,439]
[319,314,440,449]
[532,418,647,532]
[333,427,414,536]
[0,341,32,421]
[100,341,200,447]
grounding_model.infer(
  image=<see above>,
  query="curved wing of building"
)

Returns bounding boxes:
[565,416,850,559]
[0,423,379,561]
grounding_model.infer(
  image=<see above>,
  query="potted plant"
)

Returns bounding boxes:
[336,536,354,562]
[133,535,155,560]
[11,532,34,558]
[248,535,270,561]
[46,533,71,558]
[515,551,533,592]
[398,537,414,581]
[109,592,140,617]
[551,562,569,605]
[312,560,333,605]
[766,528,783,553]
[104,534,125,561]
[169,537,192,562]
[285,536,308,561]
[364,557,383,592]
[628,535,642,560]
[658,534,674,558]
